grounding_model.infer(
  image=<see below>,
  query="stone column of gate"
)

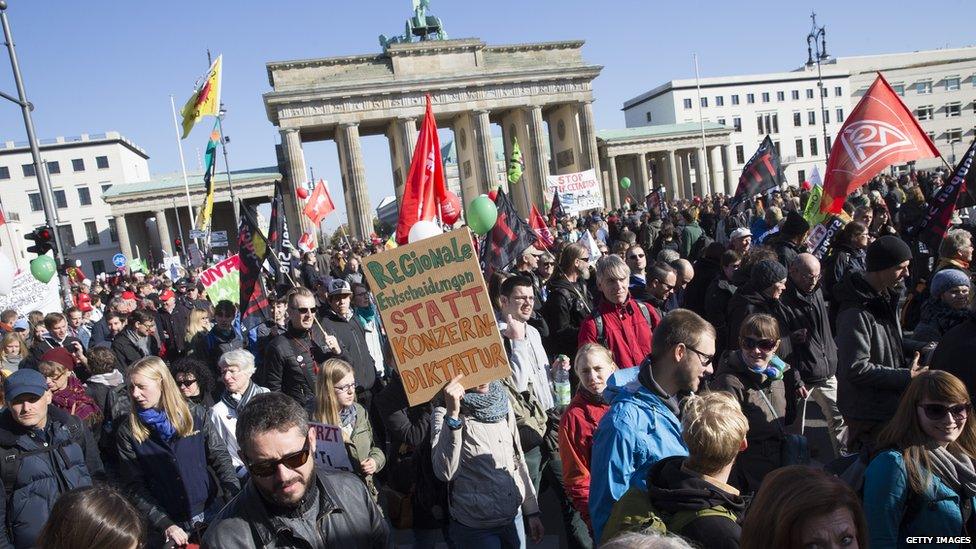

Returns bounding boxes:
[680,151,693,199]
[637,153,650,202]
[708,146,724,196]
[473,110,499,196]
[395,117,419,204]
[115,214,134,261]
[695,148,709,198]
[666,149,680,201]
[336,123,372,241]
[607,155,619,210]
[578,101,601,176]
[279,128,309,239]
[154,209,173,256]
[500,109,535,217]
[721,145,736,195]
[527,106,550,209]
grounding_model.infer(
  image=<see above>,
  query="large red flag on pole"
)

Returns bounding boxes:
[529,204,554,250]
[396,95,447,244]
[820,73,939,213]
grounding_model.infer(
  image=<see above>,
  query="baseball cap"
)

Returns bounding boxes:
[730,228,752,240]
[121,291,137,301]
[328,279,353,296]
[160,289,175,301]
[12,319,28,331]
[5,369,49,402]
[523,245,545,257]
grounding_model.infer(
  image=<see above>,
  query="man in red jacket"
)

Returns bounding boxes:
[578,255,659,369]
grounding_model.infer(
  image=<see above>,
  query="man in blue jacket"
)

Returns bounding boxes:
[0,369,103,548]
[589,309,716,543]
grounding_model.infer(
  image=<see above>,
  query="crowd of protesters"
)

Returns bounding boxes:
[1,167,976,548]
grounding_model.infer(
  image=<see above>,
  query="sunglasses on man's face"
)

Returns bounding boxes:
[742,336,777,352]
[247,437,312,477]
[291,306,317,314]
[919,403,971,422]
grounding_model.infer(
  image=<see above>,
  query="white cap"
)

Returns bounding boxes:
[730,227,752,240]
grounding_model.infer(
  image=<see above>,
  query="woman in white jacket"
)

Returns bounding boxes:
[209,348,268,478]
[432,374,544,548]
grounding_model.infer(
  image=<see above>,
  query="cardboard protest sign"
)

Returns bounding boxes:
[310,422,353,472]
[198,254,241,305]
[545,169,605,215]
[806,217,846,259]
[363,227,511,406]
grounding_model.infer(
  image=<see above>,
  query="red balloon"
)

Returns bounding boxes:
[488,189,498,202]
[296,187,309,200]
[440,191,462,225]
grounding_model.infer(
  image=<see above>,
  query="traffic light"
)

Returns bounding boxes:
[26,225,53,256]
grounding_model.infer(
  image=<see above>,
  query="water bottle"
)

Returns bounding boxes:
[553,354,572,407]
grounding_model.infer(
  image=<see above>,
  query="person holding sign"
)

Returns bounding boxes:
[432,375,544,547]
[313,358,385,502]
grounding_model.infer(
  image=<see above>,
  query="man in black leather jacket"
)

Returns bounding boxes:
[203,392,390,549]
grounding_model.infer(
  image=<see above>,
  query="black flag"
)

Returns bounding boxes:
[911,138,976,250]
[479,189,538,277]
[729,136,785,211]
[238,203,271,331]
[266,182,294,291]
[548,189,565,226]
[956,141,976,209]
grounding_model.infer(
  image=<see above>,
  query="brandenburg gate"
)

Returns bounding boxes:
[263,37,603,240]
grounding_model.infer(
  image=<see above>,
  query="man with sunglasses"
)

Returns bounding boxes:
[203,392,390,548]
[542,242,593,361]
[644,261,678,314]
[589,309,716,543]
[261,288,342,408]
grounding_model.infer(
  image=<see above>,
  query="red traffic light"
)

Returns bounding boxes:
[26,225,54,256]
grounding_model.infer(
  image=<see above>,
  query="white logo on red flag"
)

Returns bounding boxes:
[840,120,915,171]
[303,180,335,225]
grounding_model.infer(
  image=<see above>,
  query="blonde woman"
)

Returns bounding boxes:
[313,358,385,500]
[116,357,239,547]
[184,309,212,351]
[0,332,27,374]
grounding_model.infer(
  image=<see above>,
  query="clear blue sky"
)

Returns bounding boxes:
[0,0,972,230]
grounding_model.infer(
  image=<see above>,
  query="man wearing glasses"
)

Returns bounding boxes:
[203,392,390,548]
[261,288,342,409]
[588,310,716,543]
[542,243,593,361]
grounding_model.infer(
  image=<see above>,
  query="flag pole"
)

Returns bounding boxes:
[169,95,197,236]
[694,53,710,196]
[216,112,241,228]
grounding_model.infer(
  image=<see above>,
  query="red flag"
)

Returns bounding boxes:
[396,95,446,244]
[0,207,6,227]
[303,179,335,225]
[529,204,554,249]
[820,73,939,213]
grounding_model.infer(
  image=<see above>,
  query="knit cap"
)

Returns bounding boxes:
[780,210,810,237]
[751,260,788,291]
[931,268,971,298]
[865,235,912,272]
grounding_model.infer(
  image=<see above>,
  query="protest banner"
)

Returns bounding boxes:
[806,216,846,259]
[363,227,511,406]
[545,169,604,215]
[198,254,241,305]
[309,422,353,472]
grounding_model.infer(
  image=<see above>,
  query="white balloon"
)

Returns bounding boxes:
[0,254,14,296]
[407,220,443,243]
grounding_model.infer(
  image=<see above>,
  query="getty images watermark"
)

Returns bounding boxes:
[905,537,971,544]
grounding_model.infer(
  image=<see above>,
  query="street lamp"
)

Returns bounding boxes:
[806,12,830,162]
[950,139,960,166]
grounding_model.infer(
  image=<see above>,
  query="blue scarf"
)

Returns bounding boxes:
[137,408,176,442]
[460,380,509,423]
[354,305,376,327]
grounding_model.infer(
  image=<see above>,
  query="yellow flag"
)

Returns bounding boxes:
[180,55,222,139]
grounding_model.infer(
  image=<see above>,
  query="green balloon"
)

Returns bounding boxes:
[30,255,56,284]
[467,194,498,235]
[620,177,632,189]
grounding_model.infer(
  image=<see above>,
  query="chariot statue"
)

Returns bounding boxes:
[379,0,449,49]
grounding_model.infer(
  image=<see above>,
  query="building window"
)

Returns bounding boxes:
[927,131,937,142]
[917,105,934,120]
[53,190,68,209]
[834,86,843,96]
[917,80,932,94]
[108,218,118,243]
[700,97,708,108]
[95,156,109,169]
[761,92,770,103]
[0,167,8,180]
[806,89,814,99]
[71,158,85,172]
[947,102,961,117]
[808,111,816,125]
[91,260,105,275]
[57,225,75,248]
[823,110,831,124]
[792,90,800,100]
[717,118,726,125]
[28,193,42,212]
[77,187,92,206]
[735,145,745,164]
[731,94,740,105]
[826,136,832,151]
[892,84,905,96]
[948,128,963,142]
[716,96,724,106]
[84,221,99,245]
[21,164,35,177]
[101,183,111,195]
[777,91,785,101]
[733,117,742,132]
[946,77,961,91]
[793,112,802,127]
[810,137,819,157]
[46,161,60,175]
[836,108,844,121]
[683,98,693,109]
[645,112,652,122]
[796,139,805,158]
[756,113,779,135]
[797,169,806,183]
[822,87,828,98]
[746,93,755,104]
